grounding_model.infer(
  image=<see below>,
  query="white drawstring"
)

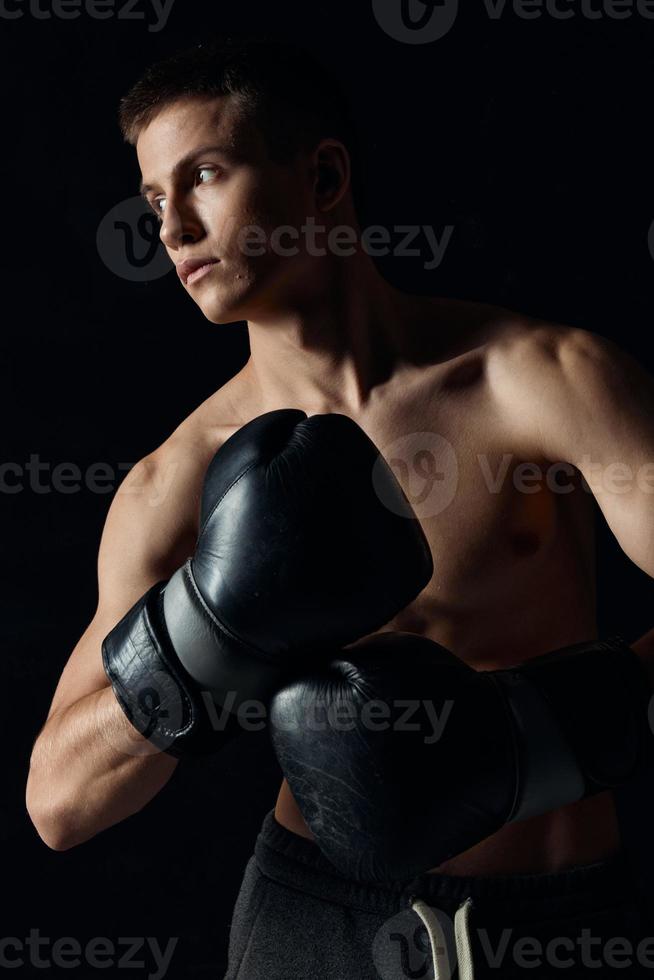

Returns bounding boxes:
[454,898,475,980]
[410,896,475,980]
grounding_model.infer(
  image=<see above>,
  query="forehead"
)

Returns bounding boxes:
[136,95,265,183]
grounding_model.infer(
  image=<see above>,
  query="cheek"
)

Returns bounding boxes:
[206,172,311,265]
[208,197,273,258]
[240,169,309,231]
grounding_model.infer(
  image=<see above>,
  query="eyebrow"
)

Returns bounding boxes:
[139,143,235,198]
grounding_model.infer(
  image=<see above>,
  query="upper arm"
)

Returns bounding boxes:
[46,438,209,721]
[489,323,654,575]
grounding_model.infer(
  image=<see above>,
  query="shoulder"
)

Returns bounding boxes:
[412,297,608,388]
[102,370,254,574]
[145,365,259,492]
[490,316,610,363]
[483,316,644,462]
[408,296,598,371]
[485,317,620,401]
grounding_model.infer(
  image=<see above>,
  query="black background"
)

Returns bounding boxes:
[2,0,654,976]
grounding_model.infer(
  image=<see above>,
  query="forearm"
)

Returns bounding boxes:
[26,685,178,850]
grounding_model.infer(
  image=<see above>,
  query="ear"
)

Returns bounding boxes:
[311,139,352,212]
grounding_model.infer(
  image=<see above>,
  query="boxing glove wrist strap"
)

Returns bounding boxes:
[102,581,242,758]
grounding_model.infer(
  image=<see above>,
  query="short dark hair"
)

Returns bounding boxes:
[118,36,364,212]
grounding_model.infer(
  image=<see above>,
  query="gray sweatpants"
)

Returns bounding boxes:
[225,809,652,979]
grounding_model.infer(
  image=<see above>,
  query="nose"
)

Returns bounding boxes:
[159,199,204,250]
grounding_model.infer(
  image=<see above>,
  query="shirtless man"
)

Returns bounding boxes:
[26,37,654,979]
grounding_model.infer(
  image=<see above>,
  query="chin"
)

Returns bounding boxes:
[197,271,279,323]
[198,293,249,325]
[205,311,246,326]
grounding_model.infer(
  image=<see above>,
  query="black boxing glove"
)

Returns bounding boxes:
[269,631,654,882]
[102,410,433,758]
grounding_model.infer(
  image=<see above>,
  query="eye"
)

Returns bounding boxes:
[196,165,221,184]
[147,166,223,224]
[150,198,166,223]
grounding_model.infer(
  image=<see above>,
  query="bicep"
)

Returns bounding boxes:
[492,325,654,575]
[544,331,654,574]
[46,452,199,721]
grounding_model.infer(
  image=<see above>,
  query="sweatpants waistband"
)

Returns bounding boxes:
[254,809,637,924]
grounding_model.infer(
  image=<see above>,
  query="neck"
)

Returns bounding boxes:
[244,253,414,416]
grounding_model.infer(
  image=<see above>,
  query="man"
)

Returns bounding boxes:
[26,36,654,978]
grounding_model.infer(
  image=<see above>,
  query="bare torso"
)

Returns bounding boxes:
[178,295,620,876]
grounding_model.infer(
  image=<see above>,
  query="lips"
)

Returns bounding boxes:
[177,257,219,285]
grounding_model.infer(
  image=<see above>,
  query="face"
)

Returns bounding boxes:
[137,95,324,323]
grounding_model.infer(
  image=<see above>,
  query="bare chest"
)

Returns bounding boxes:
[352,363,597,666]
[195,354,597,667]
